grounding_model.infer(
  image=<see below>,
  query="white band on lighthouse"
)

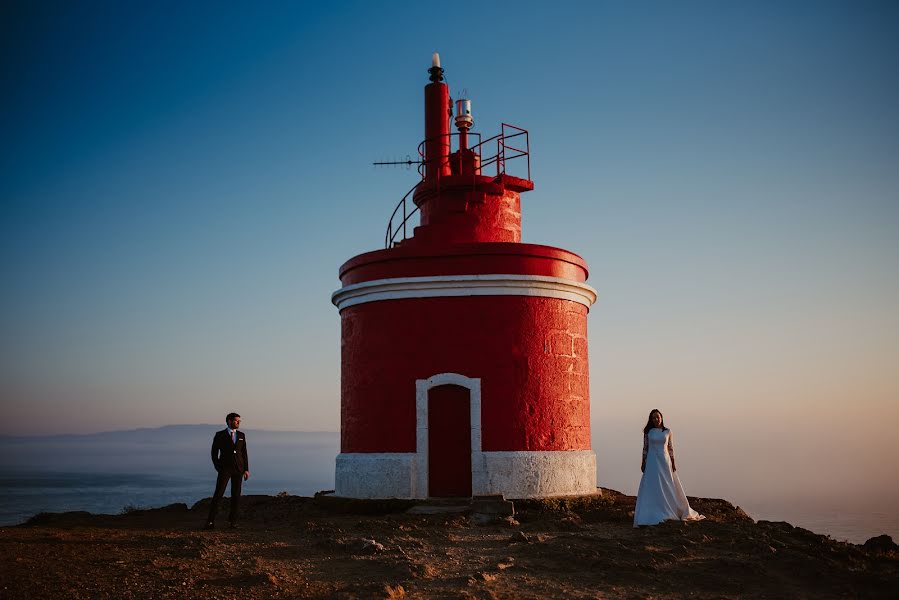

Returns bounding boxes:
[331,274,598,311]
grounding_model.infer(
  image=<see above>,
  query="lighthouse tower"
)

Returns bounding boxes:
[331,55,598,499]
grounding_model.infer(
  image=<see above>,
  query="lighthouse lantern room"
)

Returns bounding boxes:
[331,55,598,499]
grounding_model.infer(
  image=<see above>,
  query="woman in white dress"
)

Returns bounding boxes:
[633,409,705,527]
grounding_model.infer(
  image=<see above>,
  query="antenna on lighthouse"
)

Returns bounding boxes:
[373,52,446,170]
[373,155,417,169]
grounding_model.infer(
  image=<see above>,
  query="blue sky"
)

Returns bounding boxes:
[2,1,898,502]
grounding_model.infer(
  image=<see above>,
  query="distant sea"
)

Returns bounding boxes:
[737,497,899,547]
[0,425,338,527]
[1,425,895,545]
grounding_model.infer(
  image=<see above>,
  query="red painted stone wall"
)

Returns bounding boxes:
[416,184,522,245]
[340,295,590,454]
[339,242,589,285]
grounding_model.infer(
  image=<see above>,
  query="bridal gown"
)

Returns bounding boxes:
[633,427,705,527]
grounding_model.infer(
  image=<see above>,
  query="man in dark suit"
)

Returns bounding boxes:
[204,412,250,529]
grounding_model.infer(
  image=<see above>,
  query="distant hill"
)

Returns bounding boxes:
[0,425,339,479]
[6,424,337,443]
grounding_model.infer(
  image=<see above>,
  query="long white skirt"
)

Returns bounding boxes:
[634,429,705,527]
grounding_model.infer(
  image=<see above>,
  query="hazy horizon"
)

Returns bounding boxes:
[3,423,341,439]
[4,422,897,510]
[2,424,896,543]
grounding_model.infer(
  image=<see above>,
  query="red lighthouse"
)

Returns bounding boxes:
[331,55,597,499]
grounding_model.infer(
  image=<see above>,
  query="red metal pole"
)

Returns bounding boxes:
[425,57,451,182]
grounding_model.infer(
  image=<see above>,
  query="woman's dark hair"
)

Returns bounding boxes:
[643,409,667,434]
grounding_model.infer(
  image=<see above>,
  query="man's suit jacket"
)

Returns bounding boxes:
[211,429,249,474]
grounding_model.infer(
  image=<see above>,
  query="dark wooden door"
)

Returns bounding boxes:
[428,384,472,497]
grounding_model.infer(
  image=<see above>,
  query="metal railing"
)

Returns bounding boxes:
[471,123,530,181]
[384,181,423,249]
[385,125,530,248]
[415,132,483,179]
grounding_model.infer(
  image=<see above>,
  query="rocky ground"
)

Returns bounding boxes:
[1,489,897,599]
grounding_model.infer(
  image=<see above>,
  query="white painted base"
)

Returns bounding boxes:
[334,453,417,499]
[473,450,597,498]
[334,450,597,499]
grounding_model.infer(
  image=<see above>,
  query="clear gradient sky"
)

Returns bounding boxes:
[2,1,897,505]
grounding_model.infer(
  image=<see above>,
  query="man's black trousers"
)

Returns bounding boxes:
[207,470,243,524]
